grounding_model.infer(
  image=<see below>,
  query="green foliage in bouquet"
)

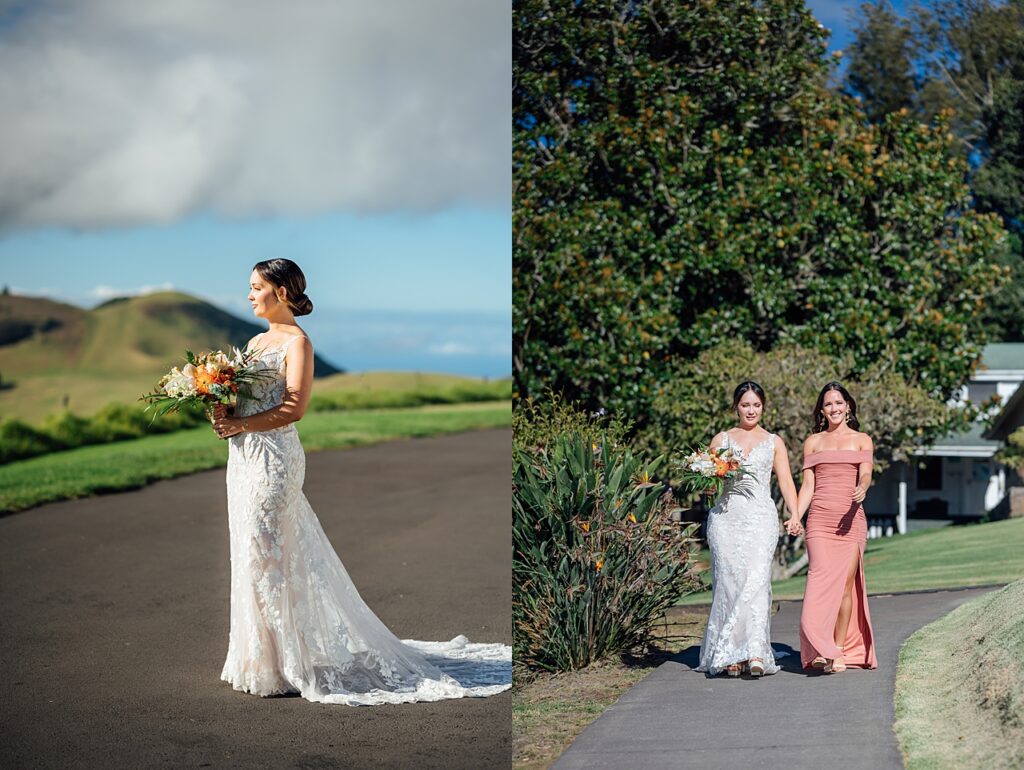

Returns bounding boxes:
[513,0,1007,430]
[513,417,700,672]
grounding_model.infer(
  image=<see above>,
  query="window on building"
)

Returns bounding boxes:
[967,382,997,405]
[916,457,943,490]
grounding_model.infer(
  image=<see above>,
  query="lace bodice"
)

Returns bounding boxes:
[714,432,775,510]
[235,334,302,419]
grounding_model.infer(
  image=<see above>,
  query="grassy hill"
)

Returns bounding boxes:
[0,291,342,423]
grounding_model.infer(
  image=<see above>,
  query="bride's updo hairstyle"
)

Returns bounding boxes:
[812,381,860,433]
[253,258,314,316]
[732,381,766,410]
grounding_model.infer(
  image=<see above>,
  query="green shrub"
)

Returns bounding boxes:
[513,423,700,672]
[0,420,66,464]
[513,391,631,452]
[142,402,206,432]
[308,380,511,412]
[88,402,153,442]
[41,411,104,449]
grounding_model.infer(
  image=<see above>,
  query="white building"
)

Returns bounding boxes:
[864,343,1024,534]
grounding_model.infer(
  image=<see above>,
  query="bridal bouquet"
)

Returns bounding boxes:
[679,445,748,499]
[140,347,267,421]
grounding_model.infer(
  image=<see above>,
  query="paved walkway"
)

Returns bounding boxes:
[554,586,996,770]
[0,430,511,770]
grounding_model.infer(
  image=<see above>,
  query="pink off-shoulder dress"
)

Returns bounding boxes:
[798,450,878,670]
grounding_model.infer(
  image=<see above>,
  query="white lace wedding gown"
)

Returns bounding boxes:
[696,432,781,676]
[220,334,511,705]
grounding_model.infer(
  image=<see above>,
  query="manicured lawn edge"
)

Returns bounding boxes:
[0,401,510,514]
[678,518,1024,604]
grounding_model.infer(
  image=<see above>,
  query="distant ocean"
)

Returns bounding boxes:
[301,308,511,380]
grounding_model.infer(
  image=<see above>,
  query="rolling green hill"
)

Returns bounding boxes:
[0,291,342,423]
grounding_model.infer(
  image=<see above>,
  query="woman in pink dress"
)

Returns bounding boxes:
[791,381,877,673]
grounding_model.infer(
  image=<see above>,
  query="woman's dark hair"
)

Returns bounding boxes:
[732,381,766,409]
[253,258,313,316]
[812,381,860,432]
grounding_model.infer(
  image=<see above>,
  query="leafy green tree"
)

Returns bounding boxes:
[973,67,1024,226]
[514,0,1006,430]
[843,1,917,122]
[646,340,965,476]
[909,0,1024,154]
[845,1,1024,340]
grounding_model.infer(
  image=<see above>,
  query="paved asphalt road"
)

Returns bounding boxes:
[554,586,997,770]
[1,429,511,770]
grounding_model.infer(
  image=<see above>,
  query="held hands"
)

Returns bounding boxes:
[784,514,803,537]
[212,403,243,439]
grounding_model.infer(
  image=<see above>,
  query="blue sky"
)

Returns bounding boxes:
[0,1,510,379]
[0,208,510,377]
[807,0,911,60]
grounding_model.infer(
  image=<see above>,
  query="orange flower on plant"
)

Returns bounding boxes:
[580,521,591,533]
[594,558,604,572]
[627,513,637,524]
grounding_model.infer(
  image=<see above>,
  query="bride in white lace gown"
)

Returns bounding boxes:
[211,259,511,705]
[696,381,800,677]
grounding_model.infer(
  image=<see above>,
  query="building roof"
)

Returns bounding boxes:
[917,422,1000,458]
[907,343,1024,457]
[978,342,1024,374]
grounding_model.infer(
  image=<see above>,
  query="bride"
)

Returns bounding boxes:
[210,258,510,705]
[696,381,800,677]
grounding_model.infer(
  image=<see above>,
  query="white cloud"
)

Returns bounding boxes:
[89,282,175,299]
[0,0,511,230]
[429,340,477,356]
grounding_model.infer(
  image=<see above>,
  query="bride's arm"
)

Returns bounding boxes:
[793,435,817,524]
[773,436,800,531]
[215,338,315,436]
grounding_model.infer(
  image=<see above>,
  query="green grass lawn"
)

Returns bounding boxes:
[0,401,510,514]
[679,517,1024,604]
[0,368,510,426]
[894,579,1024,769]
